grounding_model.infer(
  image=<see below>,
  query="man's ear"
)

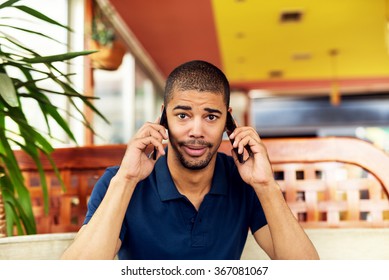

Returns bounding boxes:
[160,104,165,113]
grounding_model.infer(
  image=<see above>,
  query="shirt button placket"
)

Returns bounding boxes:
[191,203,207,247]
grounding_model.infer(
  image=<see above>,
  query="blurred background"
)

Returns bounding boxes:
[16,0,389,152]
[2,0,389,250]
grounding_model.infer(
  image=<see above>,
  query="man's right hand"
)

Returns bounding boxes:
[116,118,168,183]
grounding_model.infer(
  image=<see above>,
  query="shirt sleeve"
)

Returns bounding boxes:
[83,166,127,240]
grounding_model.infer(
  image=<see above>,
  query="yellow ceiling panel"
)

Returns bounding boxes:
[212,0,389,83]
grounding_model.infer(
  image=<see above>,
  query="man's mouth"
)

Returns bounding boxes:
[182,145,208,157]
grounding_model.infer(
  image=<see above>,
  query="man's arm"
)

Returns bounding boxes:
[229,127,319,260]
[252,184,319,259]
[60,175,136,259]
[61,120,168,259]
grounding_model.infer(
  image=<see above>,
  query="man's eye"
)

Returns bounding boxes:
[207,115,218,121]
[178,113,187,119]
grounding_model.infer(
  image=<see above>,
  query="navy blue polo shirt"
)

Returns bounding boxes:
[84,151,267,260]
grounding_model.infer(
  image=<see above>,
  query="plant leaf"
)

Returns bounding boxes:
[21,50,97,64]
[3,199,24,235]
[0,24,65,45]
[27,87,77,142]
[0,73,18,107]
[0,0,19,10]
[16,66,77,142]
[0,1,109,236]
[3,105,54,155]
[0,140,36,235]
[0,104,48,228]
[64,83,110,124]
[2,186,36,235]
[16,141,50,214]
[14,5,71,31]
[46,153,66,192]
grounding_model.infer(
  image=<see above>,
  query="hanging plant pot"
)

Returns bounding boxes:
[89,39,126,71]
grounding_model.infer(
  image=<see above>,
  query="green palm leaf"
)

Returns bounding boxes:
[21,51,97,64]
[14,5,71,31]
[0,73,18,107]
[0,0,108,236]
[0,0,19,10]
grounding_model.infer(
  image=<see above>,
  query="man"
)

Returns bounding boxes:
[61,60,319,260]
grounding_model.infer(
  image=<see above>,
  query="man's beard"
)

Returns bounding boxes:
[169,137,217,170]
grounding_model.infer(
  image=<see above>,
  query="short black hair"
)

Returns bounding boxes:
[164,60,230,108]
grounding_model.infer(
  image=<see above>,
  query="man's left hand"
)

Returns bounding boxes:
[228,127,275,190]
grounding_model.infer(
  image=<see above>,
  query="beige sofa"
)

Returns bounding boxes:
[242,228,389,260]
[1,229,389,260]
[0,232,76,260]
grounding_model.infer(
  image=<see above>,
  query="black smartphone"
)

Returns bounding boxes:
[152,109,168,160]
[226,112,251,163]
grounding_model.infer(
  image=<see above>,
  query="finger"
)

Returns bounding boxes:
[233,134,259,157]
[149,129,167,160]
[232,129,258,148]
[229,126,256,138]
[148,127,166,142]
[139,136,166,156]
[137,123,168,140]
[157,125,169,140]
[150,122,168,139]
[239,136,269,159]
[238,135,256,151]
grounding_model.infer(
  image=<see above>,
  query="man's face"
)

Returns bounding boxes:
[166,90,227,170]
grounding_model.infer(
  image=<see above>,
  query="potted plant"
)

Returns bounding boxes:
[89,1,126,71]
[0,0,107,236]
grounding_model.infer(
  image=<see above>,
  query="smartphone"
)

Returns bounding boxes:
[152,109,168,160]
[226,112,251,163]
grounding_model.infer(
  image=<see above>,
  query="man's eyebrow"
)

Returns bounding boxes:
[173,105,192,111]
[173,105,222,115]
[204,108,222,114]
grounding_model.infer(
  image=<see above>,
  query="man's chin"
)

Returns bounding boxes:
[178,152,214,170]
[181,160,210,170]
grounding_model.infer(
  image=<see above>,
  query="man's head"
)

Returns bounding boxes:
[163,60,231,171]
[164,60,230,109]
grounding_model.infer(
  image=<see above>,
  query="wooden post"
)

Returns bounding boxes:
[0,190,6,237]
[83,0,95,145]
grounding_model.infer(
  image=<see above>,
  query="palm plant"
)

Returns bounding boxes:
[0,0,107,236]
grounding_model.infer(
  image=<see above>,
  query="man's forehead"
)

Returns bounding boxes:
[171,89,223,99]
[171,91,223,104]
[166,88,228,111]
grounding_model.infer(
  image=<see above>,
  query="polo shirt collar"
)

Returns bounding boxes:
[155,150,229,202]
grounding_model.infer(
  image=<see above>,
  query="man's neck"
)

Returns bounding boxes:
[167,151,217,210]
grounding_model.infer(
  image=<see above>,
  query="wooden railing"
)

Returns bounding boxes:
[263,137,389,227]
[12,137,389,233]
[14,145,126,233]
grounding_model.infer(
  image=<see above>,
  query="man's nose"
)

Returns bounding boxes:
[189,117,204,138]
